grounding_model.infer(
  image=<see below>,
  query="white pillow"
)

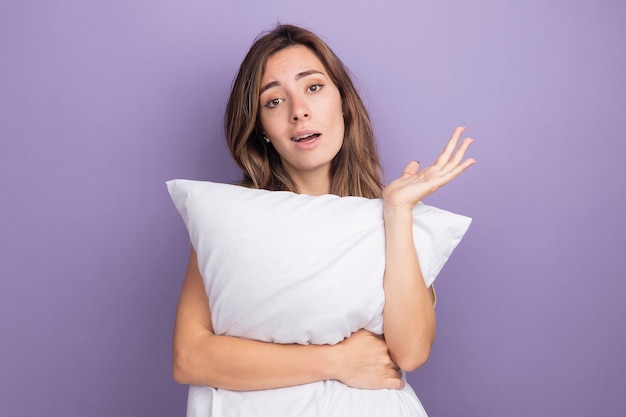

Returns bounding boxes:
[167,180,471,345]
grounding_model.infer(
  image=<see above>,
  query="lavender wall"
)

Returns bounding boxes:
[1,1,624,416]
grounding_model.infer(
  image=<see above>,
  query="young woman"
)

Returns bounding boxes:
[172,24,475,416]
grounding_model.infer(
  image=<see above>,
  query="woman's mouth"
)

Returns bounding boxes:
[292,133,321,143]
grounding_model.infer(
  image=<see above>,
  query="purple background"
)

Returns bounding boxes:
[2,1,625,416]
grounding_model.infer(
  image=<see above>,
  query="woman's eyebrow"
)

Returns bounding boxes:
[295,69,324,81]
[259,81,280,95]
[260,69,325,95]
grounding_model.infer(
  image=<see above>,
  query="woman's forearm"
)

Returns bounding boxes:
[382,205,436,372]
[173,323,404,391]
[173,331,336,390]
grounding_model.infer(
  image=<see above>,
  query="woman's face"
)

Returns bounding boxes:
[258,45,344,190]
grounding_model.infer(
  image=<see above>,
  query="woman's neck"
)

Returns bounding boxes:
[290,171,331,196]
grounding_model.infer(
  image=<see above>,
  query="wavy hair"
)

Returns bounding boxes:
[225,24,383,198]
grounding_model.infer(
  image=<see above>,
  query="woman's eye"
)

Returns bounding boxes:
[265,98,283,108]
[307,84,324,93]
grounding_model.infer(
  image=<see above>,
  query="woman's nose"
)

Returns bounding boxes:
[291,98,310,121]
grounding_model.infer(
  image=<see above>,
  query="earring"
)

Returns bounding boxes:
[263,135,270,143]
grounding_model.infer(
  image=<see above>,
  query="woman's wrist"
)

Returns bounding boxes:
[383,203,414,230]
[297,342,348,387]
[317,336,359,383]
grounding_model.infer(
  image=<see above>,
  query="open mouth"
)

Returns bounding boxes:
[291,133,321,142]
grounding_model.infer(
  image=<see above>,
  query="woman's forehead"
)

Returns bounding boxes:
[261,45,327,83]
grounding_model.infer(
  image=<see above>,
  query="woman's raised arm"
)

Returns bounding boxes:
[172,248,404,391]
[381,126,475,371]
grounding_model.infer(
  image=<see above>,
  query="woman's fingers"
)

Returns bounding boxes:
[434,126,465,167]
[439,155,476,185]
[434,127,476,180]
[401,160,420,177]
[445,137,474,171]
[384,374,405,390]
[336,329,405,390]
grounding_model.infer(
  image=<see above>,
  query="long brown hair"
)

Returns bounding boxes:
[225,24,383,198]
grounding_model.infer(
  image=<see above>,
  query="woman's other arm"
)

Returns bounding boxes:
[382,126,475,371]
[172,248,404,390]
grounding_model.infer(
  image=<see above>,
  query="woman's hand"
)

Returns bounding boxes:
[383,126,476,210]
[332,329,404,390]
